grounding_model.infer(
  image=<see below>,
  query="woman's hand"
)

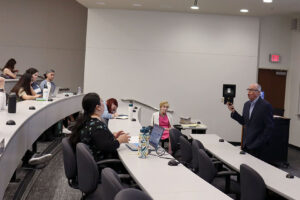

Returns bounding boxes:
[112,113,119,118]
[34,94,42,98]
[114,130,125,138]
[117,133,131,144]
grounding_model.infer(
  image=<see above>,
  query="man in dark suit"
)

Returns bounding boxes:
[227,83,274,161]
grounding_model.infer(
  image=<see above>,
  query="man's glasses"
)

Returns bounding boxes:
[247,88,259,92]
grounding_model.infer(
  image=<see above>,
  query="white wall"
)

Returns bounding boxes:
[84,9,259,142]
[258,16,291,70]
[0,0,87,91]
[287,32,300,147]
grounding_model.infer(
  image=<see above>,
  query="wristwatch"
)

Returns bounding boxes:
[0,89,4,92]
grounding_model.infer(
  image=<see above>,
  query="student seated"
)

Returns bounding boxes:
[40,69,56,94]
[10,73,51,167]
[1,58,18,79]
[151,101,173,153]
[102,98,119,124]
[70,93,130,161]
[11,73,42,100]
[25,68,42,95]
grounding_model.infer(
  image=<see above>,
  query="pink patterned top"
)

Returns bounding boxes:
[159,114,170,140]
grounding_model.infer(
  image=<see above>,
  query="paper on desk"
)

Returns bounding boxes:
[129,136,139,144]
[116,115,128,119]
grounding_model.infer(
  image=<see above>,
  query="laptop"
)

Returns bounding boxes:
[51,86,60,97]
[126,124,165,151]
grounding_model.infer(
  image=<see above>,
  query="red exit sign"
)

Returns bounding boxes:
[269,54,281,63]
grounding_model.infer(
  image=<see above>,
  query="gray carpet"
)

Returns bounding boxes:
[25,147,81,200]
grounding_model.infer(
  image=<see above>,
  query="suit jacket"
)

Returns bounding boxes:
[231,97,274,150]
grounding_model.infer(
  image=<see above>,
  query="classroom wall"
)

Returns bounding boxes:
[287,31,300,147]
[84,9,259,142]
[0,0,87,91]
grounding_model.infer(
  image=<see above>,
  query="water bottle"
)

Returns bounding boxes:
[138,127,150,159]
[128,103,133,120]
[43,84,49,100]
[8,93,17,113]
[0,89,6,110]
[77,86,82,95]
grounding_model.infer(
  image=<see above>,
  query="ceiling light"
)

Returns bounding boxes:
[190,0,199,10]
[263,0,273,3]
[96,2,105,5]
[240,9,249,13]
[133,3,142,7]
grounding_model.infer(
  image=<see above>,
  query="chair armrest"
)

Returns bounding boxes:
[216,170,238,177]
[96,159,122,165]
[118,174,131,179]
[212,160,222,165]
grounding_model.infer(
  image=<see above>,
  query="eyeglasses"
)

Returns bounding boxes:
[246,88,259,92]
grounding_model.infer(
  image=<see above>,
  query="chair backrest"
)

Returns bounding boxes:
[169,128,182,154]
[179,136,192,166]
[240,164,266,200]
[102,168,124,200]
[62,137,77,180]
[114,188,153,200]
[196,149,216,183]
[76,142,99,194]
[191,139,205,172]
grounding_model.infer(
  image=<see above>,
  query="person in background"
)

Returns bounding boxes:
[227,83,274,162]
[151,101,173,153]
[10,73,51,167]
[11,73,41,100]
[102,98,119,124]
[40,69,56,94]
[70,93,130,162]
[0,77,6,110]
[1,58,18,79]
[26,68,42,95]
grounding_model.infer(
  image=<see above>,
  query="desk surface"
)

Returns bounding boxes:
[0,94,84,200]
[190,134,300,200]
[108,103,231,200]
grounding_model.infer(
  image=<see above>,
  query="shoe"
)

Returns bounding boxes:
[63,127,72,135]
[28,154,52,165]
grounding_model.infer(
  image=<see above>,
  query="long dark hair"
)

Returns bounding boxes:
[2,58,16,71]
[25,67,38,75]
[69,93,101,148]
[11,73,32,97]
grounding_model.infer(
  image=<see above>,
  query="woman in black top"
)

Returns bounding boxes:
[70,93,130,161]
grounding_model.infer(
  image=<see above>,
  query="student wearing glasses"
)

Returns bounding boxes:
[227,83,274,161]
[151,101,173,153]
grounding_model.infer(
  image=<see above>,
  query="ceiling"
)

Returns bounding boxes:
[76,0,300,17]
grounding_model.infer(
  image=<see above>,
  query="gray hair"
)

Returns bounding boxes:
[255,83,262,92]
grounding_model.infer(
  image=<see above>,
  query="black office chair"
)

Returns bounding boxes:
[101,168,125,200]
[240,164,266,200]
[62,137,78,189]
[179,136,192,168]
[191,139,221,173]
[191,139,205,172]
[169,128,182,160]
[114,188,153,200]
[196,149,240,196]
[76,142,102,200]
